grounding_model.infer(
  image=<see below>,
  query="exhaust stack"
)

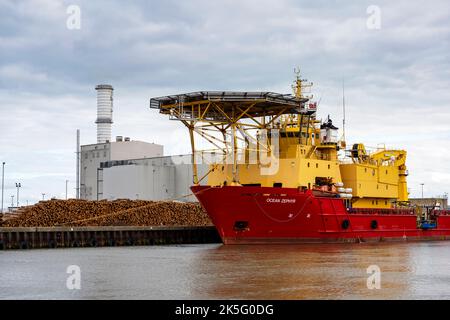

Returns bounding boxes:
[95,84,114,143]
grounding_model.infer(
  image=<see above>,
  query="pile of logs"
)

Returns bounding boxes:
[1,199,212,227]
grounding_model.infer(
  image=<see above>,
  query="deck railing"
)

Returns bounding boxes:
[348,208,416,215]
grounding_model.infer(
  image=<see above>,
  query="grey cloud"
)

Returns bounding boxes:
[0,0,449,202]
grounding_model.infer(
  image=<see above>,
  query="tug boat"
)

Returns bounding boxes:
[151,72,450,244]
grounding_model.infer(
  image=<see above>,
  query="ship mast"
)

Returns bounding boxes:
[342,79,346,145]
[292,68,313,99]
[292,68,313,145]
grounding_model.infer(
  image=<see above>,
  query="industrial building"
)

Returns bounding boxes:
[79,84,206,202]
[80,138,164,200]
[100,154,206,202]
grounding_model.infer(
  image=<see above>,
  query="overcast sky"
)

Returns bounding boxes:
[0,0,449,205]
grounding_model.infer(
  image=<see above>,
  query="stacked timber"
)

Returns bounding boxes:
[2,199,212,227]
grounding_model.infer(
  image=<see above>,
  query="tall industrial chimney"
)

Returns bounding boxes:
[95,84,114,143]
[76,129,80,199]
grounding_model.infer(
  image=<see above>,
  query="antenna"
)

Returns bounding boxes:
[342,79,346,143]
[292,67,313,99]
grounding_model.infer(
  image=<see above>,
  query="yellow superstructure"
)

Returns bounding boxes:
[151,71,409,209]
[206,75,409,209]
[339,147,408,208]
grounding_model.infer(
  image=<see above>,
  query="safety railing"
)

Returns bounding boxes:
[348,208,416,215]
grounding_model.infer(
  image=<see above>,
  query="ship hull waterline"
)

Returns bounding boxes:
[191,185,450,244]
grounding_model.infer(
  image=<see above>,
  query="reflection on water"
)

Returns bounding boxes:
[1,242,450,299]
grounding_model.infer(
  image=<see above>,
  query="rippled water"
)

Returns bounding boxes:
[1,241,450,299]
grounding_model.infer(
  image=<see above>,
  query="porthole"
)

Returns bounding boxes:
[341,219,350,230]
[371,220,378,229]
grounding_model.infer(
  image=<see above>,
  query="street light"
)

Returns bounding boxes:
[420,183,425,199]
[11,195,14,207]
[15,182,21,207]
[66,180,69,200]
[1,162,5,213]
[42,193,46,201]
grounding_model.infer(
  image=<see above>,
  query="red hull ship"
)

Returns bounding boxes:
[151,72,450,244]
[192,185,450,244]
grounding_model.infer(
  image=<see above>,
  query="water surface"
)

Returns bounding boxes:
[1,242,450,299]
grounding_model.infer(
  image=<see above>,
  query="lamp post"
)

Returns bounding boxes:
[1,162,5,213]
[42,193,46,201]
[420,183,425,199]
[65,180,69,200]
[15,182,21,207]
[11,195,14,208]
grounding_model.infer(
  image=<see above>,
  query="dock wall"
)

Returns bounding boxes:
[0,226,221,250]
